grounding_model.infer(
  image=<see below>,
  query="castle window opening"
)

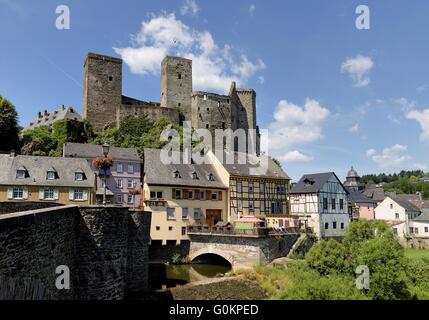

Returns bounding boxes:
[217,101,220,107]
[227,99,230,103]
[178,74,182,79]
[156,226,160,231]
[222,122,225,129]
[206,124,209,129]
[178,103,181,107]
[109,76,113,81]
[206,108,209,111]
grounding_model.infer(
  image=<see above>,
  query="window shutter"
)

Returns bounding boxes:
[69,189,74,201]
[54,189,59,200]
[7,188,13,199]
[39,189,44,200]
[218,191,222,201]
[23,188,28,200]
[172,188,176,199]
[83,190,88,201]
[183,189,189,199]
[206,190,211,200]
[195,190,200,200]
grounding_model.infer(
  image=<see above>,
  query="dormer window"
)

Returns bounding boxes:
[208,173,215,181]
[47,171,56,180]
[75,171,84,181]
[16,169,26,179]
[192,171,199,180]
[303,178,315,186]
[174,170,181,179]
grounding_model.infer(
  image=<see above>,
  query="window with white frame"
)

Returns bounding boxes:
[167,207,175,220]
[116,179,123,189]
[117,163,123,172]
[127,179,133,188]
[211,192,217,200]
[127,195,133,203]
[150,191,163,199]
[188,190,194,199]
[395,213,399,219]
[249,201,254,213]
[193,208,201,220]
[16,170,26,179]
[200,191,205,200]
[237,182,242,193]
[127,164,133,173]
[12,187,24,199]
[425,227,428,233]
[181,227,187,235]
[116,194,122,203]
[75,172,84,181]
[259,183,265,193]
[47,171,56,180]
[238,200,243,212]
[175,189,182,199]
[44,188,55,200]
[74,190,83,200]
[182,208,189,219]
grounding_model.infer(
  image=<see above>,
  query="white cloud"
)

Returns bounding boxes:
[249,4,256,17]
[394,97,415,112]
[406,108,429,142]
[258,75,265,84]
[265,98,330,164]
[277,150,313,163]
[341,55,374,88]
[366,149,376,157]
[114,13,265,92]
[180,0,199,16]
[388,114,400,125]
[366,144,412,169]
[349,123,359,133]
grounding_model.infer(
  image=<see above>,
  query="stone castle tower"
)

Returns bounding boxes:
[83,53,123,130]
[160,56,192,122]
[82,52,259,152]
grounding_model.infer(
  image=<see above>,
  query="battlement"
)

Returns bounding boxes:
[84,52,122,66]
[192,91,231,101]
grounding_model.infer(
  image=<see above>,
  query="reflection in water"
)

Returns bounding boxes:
[149,263,231,290]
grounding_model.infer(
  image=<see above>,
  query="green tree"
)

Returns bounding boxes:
[305,239,347,275]
[0,95,20,151]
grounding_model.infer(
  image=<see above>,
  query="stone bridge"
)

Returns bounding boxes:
[187,228,301,270]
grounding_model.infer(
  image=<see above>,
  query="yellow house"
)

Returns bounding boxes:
[143,148,229,245]
[0,153,95,205]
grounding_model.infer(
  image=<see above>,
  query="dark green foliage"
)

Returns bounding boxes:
[0,95,20,152]
[305,239,346,275]
[21,119,93,156]
[90,114,185,159]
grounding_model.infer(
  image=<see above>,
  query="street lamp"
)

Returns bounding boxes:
[102,143,110,206]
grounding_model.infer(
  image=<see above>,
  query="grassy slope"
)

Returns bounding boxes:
[404,248,429,260]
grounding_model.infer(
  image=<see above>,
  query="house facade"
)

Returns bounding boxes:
[63,142,141,207]
[219,152,290,226]
[374,196,422,237]
[290,172,349,238]
[348,190,376,220]
[0,153,95,205]
[143,148,229,245]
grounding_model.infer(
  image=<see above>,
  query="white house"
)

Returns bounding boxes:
[290,172,349,238]
[374,196,422,238]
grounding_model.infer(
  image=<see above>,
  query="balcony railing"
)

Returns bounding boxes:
[187,225,269,237]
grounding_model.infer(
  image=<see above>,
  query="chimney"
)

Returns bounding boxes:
[44,110,48,116]
[38,112,42,118]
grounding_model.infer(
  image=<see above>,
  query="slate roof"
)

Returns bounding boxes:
[413,209,429,222]
[63,142,140,162]
[389,196,421,213]
[290,172,347,194]
[0,154,95,187]
[23,106,82,132]
[219,151,290,180]
[143,148,228,189]
[363,187,386,202]
[348,190,375,204]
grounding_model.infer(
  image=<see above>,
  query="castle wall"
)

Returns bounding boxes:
[0,205,152,300]
[120,96,179,124]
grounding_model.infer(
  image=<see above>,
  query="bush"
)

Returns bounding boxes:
[171,253,183,265]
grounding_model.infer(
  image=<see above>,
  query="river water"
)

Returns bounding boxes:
[149,263,231,290]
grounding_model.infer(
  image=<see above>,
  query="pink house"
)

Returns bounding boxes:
[348,190,376,220]
[63,142,141,208]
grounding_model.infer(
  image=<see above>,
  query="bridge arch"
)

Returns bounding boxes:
[189,248,234,268]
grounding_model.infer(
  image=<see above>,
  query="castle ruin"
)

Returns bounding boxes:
[82,53,260,151]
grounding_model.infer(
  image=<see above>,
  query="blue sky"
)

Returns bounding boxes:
[1,0,429,181]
